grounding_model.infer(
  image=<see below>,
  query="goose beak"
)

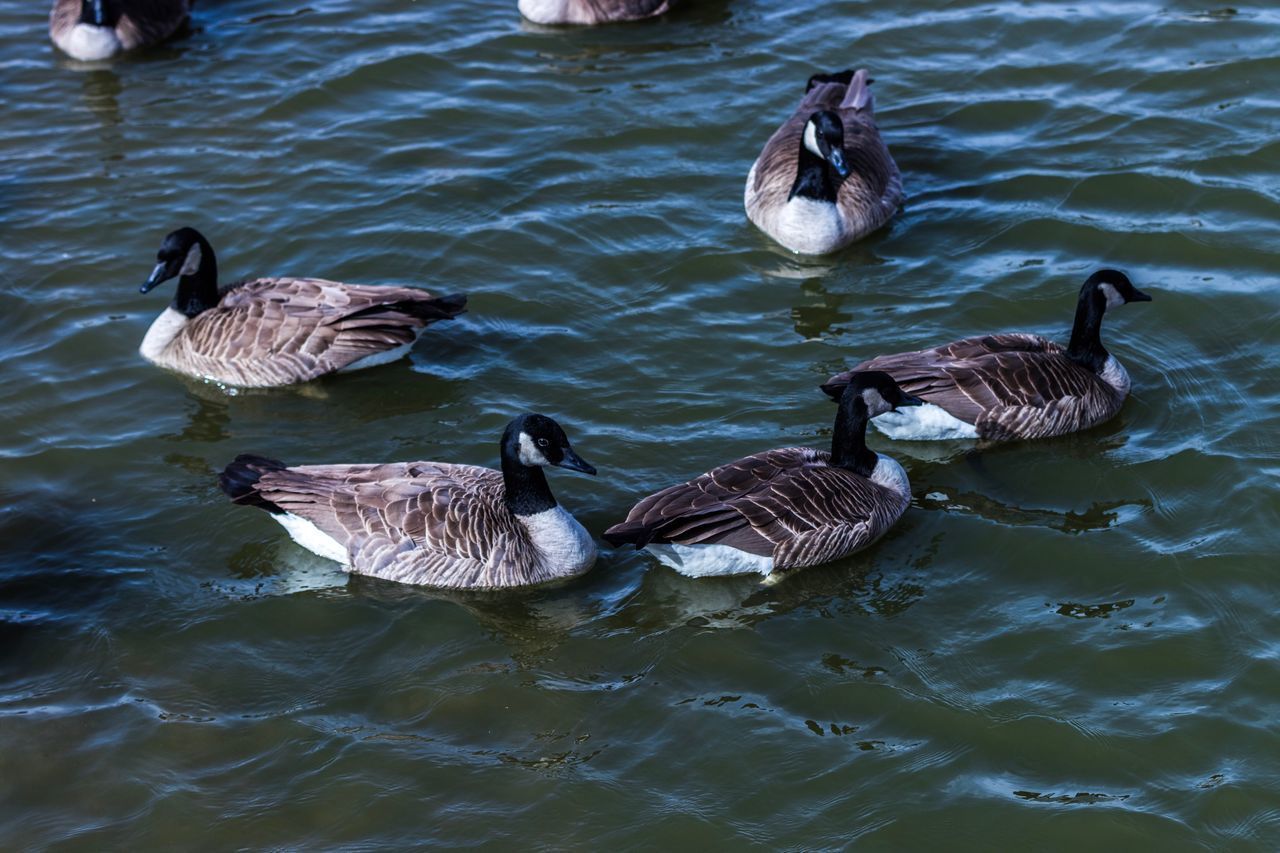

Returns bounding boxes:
[1129,288,1153,303]
[141,262,170,294]
[827,148,852,179]
[556,447,597,476]
[896,393,925,409]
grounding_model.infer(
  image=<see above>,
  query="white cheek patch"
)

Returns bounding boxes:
[180,243,202,277]
[1100,282,1124,308]
[861,387,891,416]
[517,432,551,467]
[803,120,823,158]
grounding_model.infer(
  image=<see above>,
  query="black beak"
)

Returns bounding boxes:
[556,446,597,476]
[1129,288,1153,303]
[895,393,925,410]
[140,262,171,294]
[826,147,852,179]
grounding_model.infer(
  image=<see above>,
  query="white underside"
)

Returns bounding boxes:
[139,307,190,363]
[518,0,571,24]
[274,513,349,565]
[337,329,423,372]
[55,23,123,61]
[873,403,980,441]
[1099,355,1131,397]
[646,543,775,578]
[745,161,850,255]
[518,505,599,577]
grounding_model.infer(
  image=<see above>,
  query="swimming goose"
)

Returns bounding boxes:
[518,0,669,25]
[822,270,1153,442]
[745,69,902,255]
[50,0,190,61]
[219,414,599,590]
[138,227,466,387]
[603,373,922,578]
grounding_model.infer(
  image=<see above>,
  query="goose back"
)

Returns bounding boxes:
[745,70,903,251]
[604,447,909,570]
[142,277,465,387]
[225,459,596,589]
[828,334,1128,441]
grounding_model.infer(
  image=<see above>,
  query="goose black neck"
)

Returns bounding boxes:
[173,236,219,319]
[500,435,557,517]
[1066,286,1109,373]
[80,0,113,26]
[830,393,877,477]
[789,144,840,203]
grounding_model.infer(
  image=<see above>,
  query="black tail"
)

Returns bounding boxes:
[806,69,855,93]
[346,292,467,324]
[219,454,288,514]
[602,521,653,549]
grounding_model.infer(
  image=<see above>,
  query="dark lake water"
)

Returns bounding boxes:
[2,0,1279,847]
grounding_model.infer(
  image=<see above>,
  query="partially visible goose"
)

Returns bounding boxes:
[138,227,466,387]
[518,0,668,25]
[745,69,902,255]
[219,414,599,590]
[50,0,190,61]
[822,269,1153,442]
[603,373,922,578]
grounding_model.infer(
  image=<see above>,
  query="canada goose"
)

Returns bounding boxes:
[745,69,902,255]
[50,0,190,61]
[219,414,599,590]
[138,227,466,387]
[518,0,669,25]
[822,270,1153,441]
[603,373,921,578]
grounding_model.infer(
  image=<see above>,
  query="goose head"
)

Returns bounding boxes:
[141,227,212,293]
[1083,269,1152,310]
[802,111,852,179]
[502,413,597,476]
[836,370,924,417]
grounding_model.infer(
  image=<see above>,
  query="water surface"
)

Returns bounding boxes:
[2,0,1279,848]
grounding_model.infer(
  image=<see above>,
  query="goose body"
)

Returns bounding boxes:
[822,270,1152,442]
[219,415,599,590]
[603,373,920,578]
[518,0,669,25]
[745,69,902,254]
[138,228,465,387]
[50,0,190,61]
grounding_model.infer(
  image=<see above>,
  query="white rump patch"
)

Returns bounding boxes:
[517,432,551,467]
[57,23,122,61]
[1098,355,1131,396]
[274,513,349,565]
[139,307,190,362]
[518,506,598,577]
[180,243,203,277]
[872,403,979,441]
[803,120,822,158]
[646,543,775,578]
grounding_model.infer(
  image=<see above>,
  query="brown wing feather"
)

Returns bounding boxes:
[250,462,554,590]
[165,278,463,386]
[605,447,908,569]
[828,334,1126,440]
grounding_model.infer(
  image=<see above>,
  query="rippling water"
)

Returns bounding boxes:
[2,0,1279,847]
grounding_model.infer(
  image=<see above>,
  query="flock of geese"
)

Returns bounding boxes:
[52,0,1154,590]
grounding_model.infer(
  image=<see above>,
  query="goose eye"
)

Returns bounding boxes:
[537,437,550,448]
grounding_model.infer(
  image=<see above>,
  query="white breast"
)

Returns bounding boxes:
[872,403,979,441]
[645,543,775,578]
[517,0,572,24]
[56,23,123,61]
[139,307,190,363]
[869,454,911,497]
[1098,355,1131,396]
[518,506,598,577]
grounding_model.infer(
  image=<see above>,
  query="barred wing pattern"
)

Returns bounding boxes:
[607,447,909,570]
[834,334,1126,440]
[157,278,463,386]
[746,78,903,241]
[250,462,560,590]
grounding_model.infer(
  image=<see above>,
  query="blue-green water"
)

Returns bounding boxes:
[2,0,1279,848]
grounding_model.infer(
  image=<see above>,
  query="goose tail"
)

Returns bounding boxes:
[840,69,874,111]
[602,520,653,549]
[219,454,288,514]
